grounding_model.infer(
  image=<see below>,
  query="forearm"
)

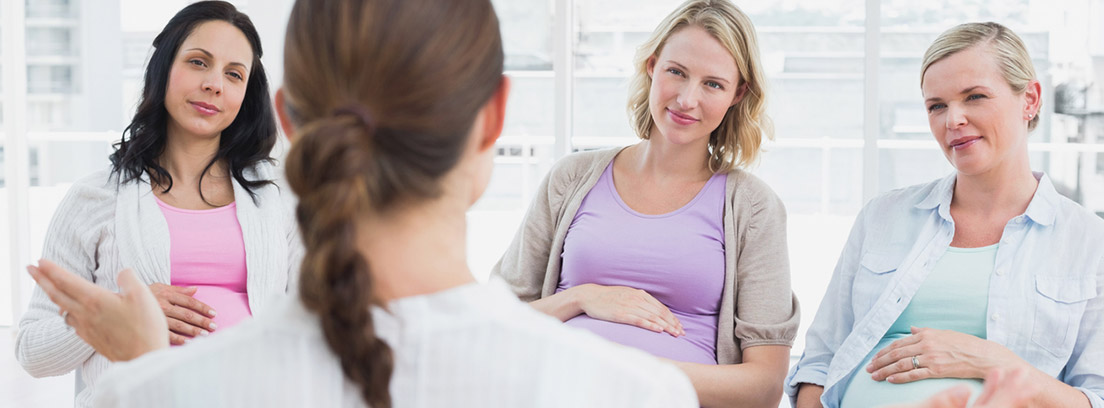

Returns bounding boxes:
[672,346,791,408]
[795,383,825,408]
[528,284,589,322]
[1025,369,1092,408]
[16,314,95,376]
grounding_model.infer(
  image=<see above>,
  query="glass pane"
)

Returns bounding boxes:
[0,145,9,326]
[828,148,864,213]
[753,147,823,213]
[878,147,952,192]
[493,0,553,70]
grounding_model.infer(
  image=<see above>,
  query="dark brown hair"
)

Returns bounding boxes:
[111,0,276,205]
[281,0,503,406]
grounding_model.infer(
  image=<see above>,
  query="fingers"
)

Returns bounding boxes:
[625,314,668,333]
[869,343,920,375]
[638,292,684,336]
[162,289,216,319]
[118,270,164,312]
[166,315,209,340]
[887,366,933,384]
[922,385,972,408]
[169,331,190,346]
[163,305,216,334]
[27,264,84,317]
[874,333,923,362]
[871,355,918,381]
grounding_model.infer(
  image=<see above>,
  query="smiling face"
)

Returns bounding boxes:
[922,45,1039,176]
[646,25,744,148]
[164,20,253,142]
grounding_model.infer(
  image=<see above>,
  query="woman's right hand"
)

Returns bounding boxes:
[148,283,217,345]
[575,284,684,336]
[27,260,168,362]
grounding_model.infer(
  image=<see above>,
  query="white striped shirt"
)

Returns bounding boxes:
[15,165,302,408]
[93,280,699,407]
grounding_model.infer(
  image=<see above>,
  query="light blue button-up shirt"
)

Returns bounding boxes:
[785,172,1104,408]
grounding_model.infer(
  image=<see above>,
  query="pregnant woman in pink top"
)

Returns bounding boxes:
[493,1,799,407]
[15,3,300,406]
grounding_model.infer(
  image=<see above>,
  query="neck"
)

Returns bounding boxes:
[160,125,224,185]
[628,130,712,181]
[357,196,475,303]
[952,151,1038,216]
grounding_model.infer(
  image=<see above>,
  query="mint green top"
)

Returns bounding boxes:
[840,245,998,408]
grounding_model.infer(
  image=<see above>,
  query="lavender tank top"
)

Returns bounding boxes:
[558,162,727,364]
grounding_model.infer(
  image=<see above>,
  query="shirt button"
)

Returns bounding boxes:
[991,313,1000,321]
[995,269,1005,276]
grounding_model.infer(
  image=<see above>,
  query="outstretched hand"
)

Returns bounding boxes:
[27,259,169,362]
[885,367,1038,408]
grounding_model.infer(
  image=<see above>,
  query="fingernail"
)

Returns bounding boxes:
[199,330,209,336]
[209,310,217,317]
[209,322,218,331]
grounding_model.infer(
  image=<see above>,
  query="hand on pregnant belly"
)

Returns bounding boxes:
[149,283,217,345]
[576,284,684,337]
[867,327,1021,384]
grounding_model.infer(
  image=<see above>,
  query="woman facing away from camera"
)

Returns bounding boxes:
[788,22,1104,408]
[492,0,798,406]
[27,0,701,406]
[16,2,300,406]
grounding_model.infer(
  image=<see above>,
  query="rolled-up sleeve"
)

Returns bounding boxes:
[731,183,800,348]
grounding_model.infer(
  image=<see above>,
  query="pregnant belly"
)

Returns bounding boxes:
[565,314,717,364]
[840,337,984,407]
[192,286,252,332]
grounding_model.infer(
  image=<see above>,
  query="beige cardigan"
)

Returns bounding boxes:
[492,147,800,365]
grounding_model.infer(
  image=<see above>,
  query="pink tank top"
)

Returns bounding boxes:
[156,196,251,334]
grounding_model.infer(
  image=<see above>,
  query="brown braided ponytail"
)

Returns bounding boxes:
[280,0,503,406]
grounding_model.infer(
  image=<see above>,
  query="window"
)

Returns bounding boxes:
[3,0,1104,353]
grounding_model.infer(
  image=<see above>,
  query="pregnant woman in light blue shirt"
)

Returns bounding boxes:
[786,22,1104,408]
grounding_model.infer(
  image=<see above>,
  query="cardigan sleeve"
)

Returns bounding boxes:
[15,173,113,377]
[730,175,801,349]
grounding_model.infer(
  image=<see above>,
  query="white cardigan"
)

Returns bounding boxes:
[14,163,303,408]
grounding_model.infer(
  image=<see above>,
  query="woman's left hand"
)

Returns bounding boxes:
[866,326,1023,384]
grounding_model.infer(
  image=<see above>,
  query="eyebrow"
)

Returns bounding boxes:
[924,85,993,104]
[666,60,733,85]
[185,48,248,71]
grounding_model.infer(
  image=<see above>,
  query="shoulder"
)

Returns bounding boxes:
[68,168,119,201]
[545,147,620,187]
[861,176,946,218]
[1051,194,1104,245]
[53,168,121,219]
[725,169,786,218]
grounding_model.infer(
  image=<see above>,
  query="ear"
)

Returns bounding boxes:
[731,82,749,106]
[1023,79,1042,119]
[477,76,510,152]
[274,88,297,141]
[646,56,657,80]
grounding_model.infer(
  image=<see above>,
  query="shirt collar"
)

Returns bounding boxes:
[913,171,1058,226]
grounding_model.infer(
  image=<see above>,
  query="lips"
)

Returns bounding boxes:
[949,136,981,151]
[666,108,699,126]
[189,101,221,116]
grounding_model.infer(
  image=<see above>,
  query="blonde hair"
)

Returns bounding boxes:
[921,22,1041,131]
[626,0,773,172]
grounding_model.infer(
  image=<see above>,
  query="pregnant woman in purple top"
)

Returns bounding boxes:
[493,1,799,406]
